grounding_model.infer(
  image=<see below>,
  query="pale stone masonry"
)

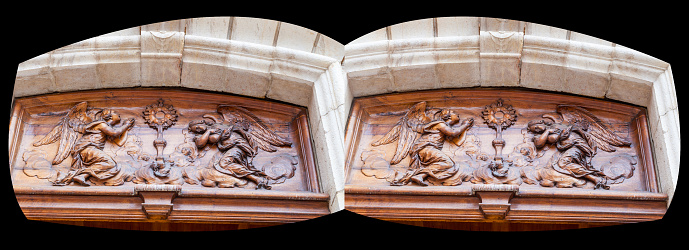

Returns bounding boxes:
[13,17,346,213]
[343,17,678,206]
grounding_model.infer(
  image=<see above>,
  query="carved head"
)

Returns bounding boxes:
[477,153,490,161]
[102,109,121,126]
[527,119,552,134]
[180,147,192,156]
[188,119,214,134]
[151,160,171,178]
[440,109,460,125]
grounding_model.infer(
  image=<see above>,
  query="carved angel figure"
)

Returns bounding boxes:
[188,106,292,189]
[371,102,474,186]
[525,105,632,189]
[32,102,135,186]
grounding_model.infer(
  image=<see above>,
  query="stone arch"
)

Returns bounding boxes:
[12,16,347,212]
[342,17,678,204]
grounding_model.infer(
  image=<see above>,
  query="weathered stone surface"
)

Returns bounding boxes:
[266,75,313,107]
[185,17,231,39]
[389,18,434,40]
[341,17,677,208]
[140,31,185,87]
[94,35,141,88]
[231,17,279,46]
[436,16,479,37]
[275,22,318,53]
[479,31,523,86]
[13,16,346,214]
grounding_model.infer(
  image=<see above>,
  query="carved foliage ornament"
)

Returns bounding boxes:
[361,99,636,190]
[25,100,296,190]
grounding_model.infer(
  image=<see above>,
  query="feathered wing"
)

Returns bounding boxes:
[371,102,430,165]
[217,105,291,152]
[557,105,632,152]
[541,112,563,123]
[32,120,65,148]
[202,112,224,123]
[32,102,91,165]
[371,124,401,147]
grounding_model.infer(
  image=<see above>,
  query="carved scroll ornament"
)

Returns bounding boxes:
[361,99,636,190]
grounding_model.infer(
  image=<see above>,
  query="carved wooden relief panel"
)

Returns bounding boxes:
[10,89,327,223]
[345,89,667,223]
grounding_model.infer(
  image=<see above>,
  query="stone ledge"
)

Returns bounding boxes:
[342,17,677,209]
[344,34,669,104]
[13,17,346,214]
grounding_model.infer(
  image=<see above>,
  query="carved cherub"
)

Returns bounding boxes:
[32,102,135,186]
[188,105,293,189]
[371,101,474,186]
[526,105,632,189]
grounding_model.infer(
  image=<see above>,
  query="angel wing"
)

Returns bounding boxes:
[32,102,92,165]
[556,105,632,152]
[371,102,431,165]
[216,105,291,152]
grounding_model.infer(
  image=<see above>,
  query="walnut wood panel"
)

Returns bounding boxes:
[386,220,620,231]
[10,88,328,226]
[344,88,667,224]
[43,220,281,232]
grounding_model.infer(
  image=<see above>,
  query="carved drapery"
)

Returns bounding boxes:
[10,89,327,222]
[18,94,303,190]
[345,89,666,222]
[356,97,639,190]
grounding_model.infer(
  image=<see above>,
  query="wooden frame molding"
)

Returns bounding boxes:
[344,89,668,223]
[10,89,330,224]
[343,17,678,207]
[473,184,519,220]
[135,184,182,220]
[345,185,667,223]
[13,17,346,212]
[15,186,330,223]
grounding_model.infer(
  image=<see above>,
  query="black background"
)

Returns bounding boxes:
[4,3,683,245]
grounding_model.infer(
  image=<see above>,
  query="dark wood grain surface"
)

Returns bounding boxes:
[344,88,666,224]
[10,88,329,226]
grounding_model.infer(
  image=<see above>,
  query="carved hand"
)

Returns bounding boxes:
[124,118,136,128]
[461,118,474,126]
